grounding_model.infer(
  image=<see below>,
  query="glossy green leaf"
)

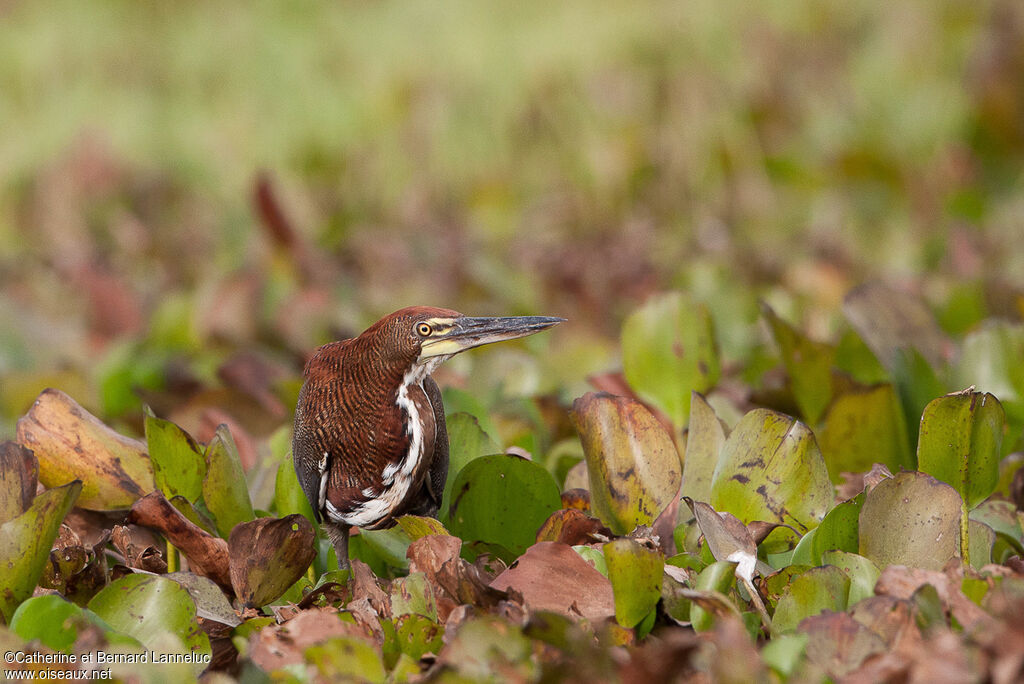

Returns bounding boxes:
[572,392,682,535]
[445,454,561,555]
[228,515,318,608]
[441,388,502,445]
[791,494,863,567]
[16,389,152,510]
[621,291,720,426]
[442,412,501,514]
[202,424,255,538]
[859,471,962,570]
[9,595,116,653]
[88,574,211,675]
[603,539,664,629]
[0,481,81,622]
[918,390,1004,509]
[682,392,726,504]
[761,633,809,678]
[145,408,206,502]
[273,444,317,530]
[710,409,831,538]
[772,566,850,634]
[818,384,913,481]
[821,550,879,606]
[762,302,836,425]
[689,560,738,631]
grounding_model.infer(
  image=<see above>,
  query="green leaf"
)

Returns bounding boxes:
[0,481,81,622]
[772,566,850,634]
[603,539,664,629]
[9,595,117,653]
[305,636,386,684]
[394,614,443,661]
[689,560,738,631]
[682,392,726,504]
[228,515,318,608]
[202,424,255,538]
[16,389,152,510]
[88,574,211,675]
[442,412,501,513]
[858,471,962,571]
[145,408,206,502]
[821,550,879,606]
[273,443,317,530]
[804,494,863,566]
[762,302,836,425]
[396,515,449,541]
[918,390,1004,509]
[968,520,995,570]
[710,409,832,539]
[390,572,439,621]
[445,454,561,556]
[622,291,720,426]
[818,384,913,482]
[441,388,502,445]
[572,392,682,535]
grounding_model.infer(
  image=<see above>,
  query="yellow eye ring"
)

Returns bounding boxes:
[416,322,432,336]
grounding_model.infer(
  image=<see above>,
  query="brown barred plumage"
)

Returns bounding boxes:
[292,306,562,569]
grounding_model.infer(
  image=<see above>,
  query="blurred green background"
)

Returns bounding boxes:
[1,0,1022,438]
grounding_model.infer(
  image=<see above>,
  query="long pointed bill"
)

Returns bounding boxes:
[420,315,564,358]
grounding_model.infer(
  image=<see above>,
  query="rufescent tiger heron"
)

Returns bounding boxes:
[292,306,563,569]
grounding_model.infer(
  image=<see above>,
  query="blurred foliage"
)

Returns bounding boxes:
[2,0,1024,681]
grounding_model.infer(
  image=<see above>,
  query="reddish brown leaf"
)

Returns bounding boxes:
[535,508,613,546]
[490,542,615,620]
[799,611,887,678]
[248,607,377,672]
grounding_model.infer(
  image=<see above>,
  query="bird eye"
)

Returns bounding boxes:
[416,322,432,337]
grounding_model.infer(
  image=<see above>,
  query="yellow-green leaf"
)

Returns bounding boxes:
[572,392,682,535]
[16,389,152,510]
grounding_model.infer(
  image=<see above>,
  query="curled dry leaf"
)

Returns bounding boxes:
[16,389,153,510]
[228,515,317,608]
[873,564,993,633]
[0,441,38,523]
[127,490,231,590]
[535,508,613,546]
[490,542,615,620]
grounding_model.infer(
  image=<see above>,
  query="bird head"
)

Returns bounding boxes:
[366,306,564,374]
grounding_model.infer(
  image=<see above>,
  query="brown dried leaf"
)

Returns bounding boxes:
[248,607,376,672]
[798,611,887,678]
[127,491,230,590]
[535,508,613,546]
[490,542,614,620]
[874,564,993,632]
[228,515,317,608]
[0,441,38,523]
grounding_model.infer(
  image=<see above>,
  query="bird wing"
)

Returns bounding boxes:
[422,375,450,513]
[292,403,326,523]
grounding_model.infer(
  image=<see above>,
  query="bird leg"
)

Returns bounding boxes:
[324,521,351,570]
